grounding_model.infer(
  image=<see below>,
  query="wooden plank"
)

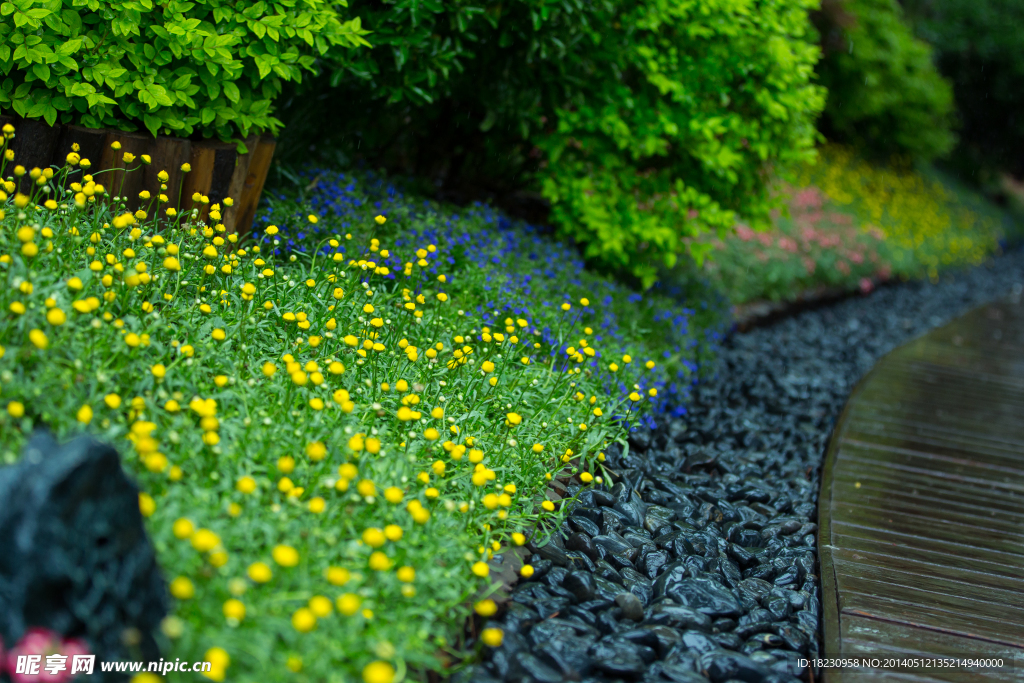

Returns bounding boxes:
[832,521,1024,572]
[220,134,259,233]
[0,115,62,195]
[180,139,236,225]
[830,546,1024,594]
[233,135,275,236]
[832,468,1024,514]
[832,505,1024,556]
[143,136,191,226]
[832,477,1024,525]
[841,614,1022,682]
[832,551,1024,610]
[839,589,1024,647]
[819,295,1024,683]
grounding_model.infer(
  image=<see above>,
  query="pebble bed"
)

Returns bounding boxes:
[466,250,1024,683]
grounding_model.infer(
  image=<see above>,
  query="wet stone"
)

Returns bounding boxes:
[476,252,1024,682]
[615,592,645,622]
[564,571,597,602]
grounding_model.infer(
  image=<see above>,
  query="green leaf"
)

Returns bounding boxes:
[31,62,50,81]
[222,81,240,102]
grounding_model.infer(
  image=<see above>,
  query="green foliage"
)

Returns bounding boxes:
[0,0,369,141]
[534,0,826,288]
[901,0,1024,179]
[280,0,826,289]
[813,0,956,161]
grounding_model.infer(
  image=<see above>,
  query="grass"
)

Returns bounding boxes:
[0,126,722,683]
[699,144,1014,304]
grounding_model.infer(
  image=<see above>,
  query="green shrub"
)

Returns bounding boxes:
[812,0,956,161]
[0,0,369,143]
[902,0,1024,180]
[279,0,826,289]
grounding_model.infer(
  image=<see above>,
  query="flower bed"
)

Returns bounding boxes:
[701,145,1008,304]
[0,127,721,682]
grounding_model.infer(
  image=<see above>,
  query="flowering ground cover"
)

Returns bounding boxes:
[0,125,722,682]
[701,145,1012,304]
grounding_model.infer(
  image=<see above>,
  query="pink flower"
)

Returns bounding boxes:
[792,187,823,210]
[836,260,851,276]
[755,232,773,247]
[859,277,873,293]
[778,237,798,253]
[802,257,816,274]
[735,224,755,241]
[5,629,90,683]
[849,251,864,264]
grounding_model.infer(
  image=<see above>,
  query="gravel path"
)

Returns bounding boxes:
[466,249,1024,683]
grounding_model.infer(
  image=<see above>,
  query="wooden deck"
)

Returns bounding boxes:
[818,291,1024,682]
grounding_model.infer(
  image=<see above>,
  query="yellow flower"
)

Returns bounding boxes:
[223,599,245,621]
[76,404,93,424]
[29,329,48,349]
[337,593,361,615]
[505,412,522,426]
[309,595,333,617]
[475,599,498,616]
[363,661,395,683]
[306,441,327,461]
[384,524,403,541]
[481,628,504,647]
[471,561,489,577]
[151,364,166,379]
[169,577,194,600]
[272,545,300,567]
[327,566,351,585]
[368,551,391,570]
[236,476,257,494]
[138,493,156,517]
[362,528,386,548]
[291,608,317,632]
[247,562,272,583]
[173,518,195,539]
[163,257,181,271]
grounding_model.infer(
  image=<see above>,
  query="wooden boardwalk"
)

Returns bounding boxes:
[818,291,1024,682]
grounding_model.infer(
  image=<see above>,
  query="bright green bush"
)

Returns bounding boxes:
[0,0,369,142]
[813,0,956,161]
[280,0,826,289]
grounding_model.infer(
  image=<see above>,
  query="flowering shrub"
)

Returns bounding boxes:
[0,0,369,141]
[701,186,890,303]
[700,145,1007,304]
[0,125,715,681]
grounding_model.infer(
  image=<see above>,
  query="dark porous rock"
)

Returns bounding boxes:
[663,577,742,618]
[0,431,167,672]
[615,592,646,622]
